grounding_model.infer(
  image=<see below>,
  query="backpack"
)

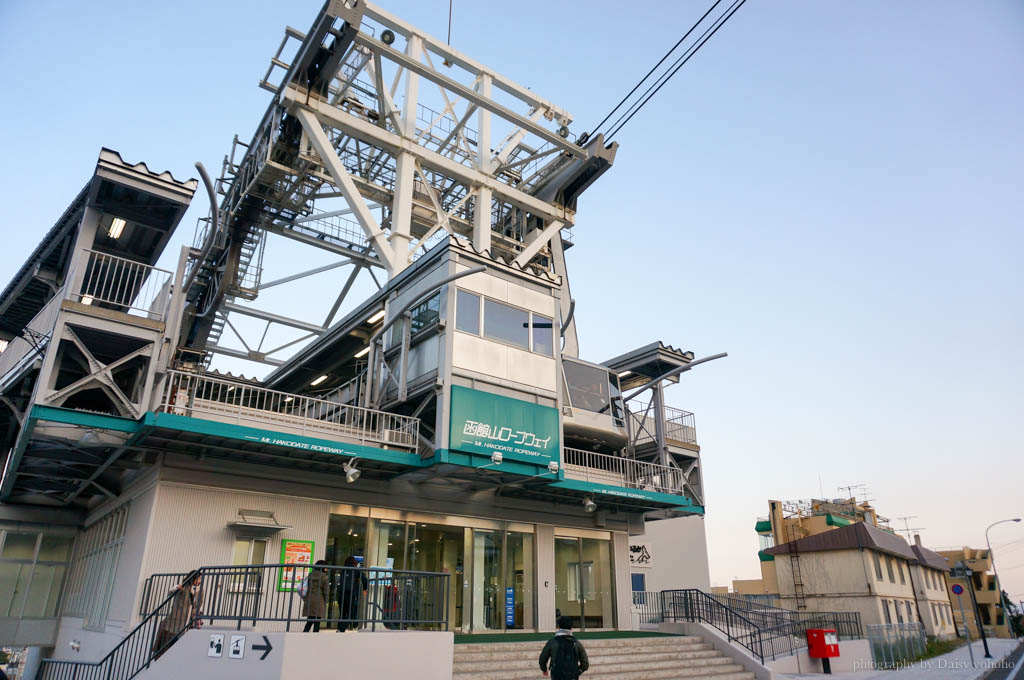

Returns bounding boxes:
[550,636,581,678]
[298,574,310,598]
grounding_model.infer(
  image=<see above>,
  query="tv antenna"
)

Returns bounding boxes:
[895,516,925,542]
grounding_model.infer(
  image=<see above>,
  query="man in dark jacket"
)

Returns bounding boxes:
[539,616,590,679]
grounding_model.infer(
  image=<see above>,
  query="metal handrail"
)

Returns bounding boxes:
[73,249,173,320]
[42,563,450,680]
[628,401,697,446]
[563,447,687,496]
[661,589,863,664]
[159,369,419,449]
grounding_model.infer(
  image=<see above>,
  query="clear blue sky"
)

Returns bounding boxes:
[2,1,1022,600]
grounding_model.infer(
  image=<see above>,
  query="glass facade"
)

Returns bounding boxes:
[328,509,584,633]
[0,529,73,619]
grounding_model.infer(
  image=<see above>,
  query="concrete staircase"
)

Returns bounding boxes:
[453,634,756,680]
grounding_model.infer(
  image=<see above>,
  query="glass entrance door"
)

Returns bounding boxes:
[554,536,614,631]
[406,523,465,630]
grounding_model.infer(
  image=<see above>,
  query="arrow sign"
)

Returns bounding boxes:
[252,635,273,661]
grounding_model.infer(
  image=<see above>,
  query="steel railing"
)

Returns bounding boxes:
[628,402,697,447]
[563,447,687,496]
[661,589,863,663]
[160,370,419,449]
[0,286,65,383]
[42,564,449,680]
[72,249,173,320]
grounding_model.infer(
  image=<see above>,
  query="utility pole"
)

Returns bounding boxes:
[953,561,991,658]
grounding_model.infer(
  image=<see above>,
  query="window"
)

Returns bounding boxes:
[409,292,441,335]
[456,290,480,333]
[886,555,895,583]
[0,531,73,619]
[563,359,611,413]
[62,505,130,630]
[532,314,553,356]
[883,600,892,624]
[231,537,269,592]
[631,573,646,592]
[898,560,905,585]
[905,601,915,622]
[873,552,883,581]
[895,600,904,623]
[484,299,529,349]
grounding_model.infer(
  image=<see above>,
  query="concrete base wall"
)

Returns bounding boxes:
[138,629,454,680]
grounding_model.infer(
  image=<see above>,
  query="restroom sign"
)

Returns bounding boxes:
[629,540,654,569]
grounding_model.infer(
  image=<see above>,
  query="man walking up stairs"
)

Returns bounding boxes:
[453,632,756,680]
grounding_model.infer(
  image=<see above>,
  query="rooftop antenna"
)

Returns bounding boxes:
[895,516,926,542]
[837,483,866,501]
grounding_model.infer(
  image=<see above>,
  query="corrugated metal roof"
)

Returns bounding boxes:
[766,521,917,560]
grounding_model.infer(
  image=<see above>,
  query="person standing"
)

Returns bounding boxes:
[152,570,203,660]
[336,555,368,632]
[301,560,329,632]
[539,616,589,680]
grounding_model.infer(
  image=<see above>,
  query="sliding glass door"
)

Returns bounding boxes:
[554,536,614,631]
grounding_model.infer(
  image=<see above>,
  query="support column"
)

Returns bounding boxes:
[612,531,633,630]
[653,382,669,467]
[389,35,422,272]
[473,74,493,253]
[536,524,556,631]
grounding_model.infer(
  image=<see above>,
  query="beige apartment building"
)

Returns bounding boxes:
[729,497,957,638]
[939,547,1014,639]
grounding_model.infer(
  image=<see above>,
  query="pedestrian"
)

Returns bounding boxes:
[539,616,589,680]
[151,570,203,660]
[336,555,368,632]
[301,560,329,632]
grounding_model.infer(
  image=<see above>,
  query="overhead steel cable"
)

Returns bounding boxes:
[604,0,749,142]
[590,0,724,137]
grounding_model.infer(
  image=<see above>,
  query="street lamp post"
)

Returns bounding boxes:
[986,518,1022,639]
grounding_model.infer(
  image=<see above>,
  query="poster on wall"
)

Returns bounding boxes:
[629,539,654,569]
[449,385,560,465]
[278,539,315,591]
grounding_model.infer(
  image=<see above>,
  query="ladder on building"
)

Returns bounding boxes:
[788,524,807,610]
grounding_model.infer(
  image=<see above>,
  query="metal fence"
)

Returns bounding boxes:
[866,623,927,669]
[628,402,697,447]
[160,370,420,449]
[41,564,450,680]
[563,447,687,496]
[661,589,863,663]
[0,286,64,382]
[632,591,665,627]
[72,249,173,320]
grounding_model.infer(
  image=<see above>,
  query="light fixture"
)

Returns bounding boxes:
[354,346,370,358]
[380,29,395,45]
[283,396,293,403]
[344,458,361,483]
[311,374,329,386]
[547,461,559,474]
[81,295,94,306]
[583,496,597,513]
[618,370,633,378]
[226,386,235,393]
[367,310,386,324]
[490,451,503,465]
[108,217,126,239]
[79,430,100,446]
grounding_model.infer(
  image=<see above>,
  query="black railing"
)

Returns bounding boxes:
[41,563,450,680]
[661,589,863,664]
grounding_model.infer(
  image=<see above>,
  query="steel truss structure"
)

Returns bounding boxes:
[183,0,615,368]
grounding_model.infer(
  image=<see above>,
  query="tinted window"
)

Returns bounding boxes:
[484,299,529,349]
[563,359,610,413]
[456,290,480,334]
[532,314,553,356]
[410,292,441,334]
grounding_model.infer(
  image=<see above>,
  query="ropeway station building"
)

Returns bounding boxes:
[0,1,718,673]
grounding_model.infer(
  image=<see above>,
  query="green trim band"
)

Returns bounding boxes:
[755,520,772,533]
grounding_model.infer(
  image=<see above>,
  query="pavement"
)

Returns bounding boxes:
[781,638,1023,680]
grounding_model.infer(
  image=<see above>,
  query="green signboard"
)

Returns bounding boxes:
[449,385,560,465]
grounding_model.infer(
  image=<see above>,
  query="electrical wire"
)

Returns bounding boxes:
[590,0,724,137]
[603,0,749,142]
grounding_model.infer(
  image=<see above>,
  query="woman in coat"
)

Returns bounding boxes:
[336,555,368,631]
[151,570,203,659]
[301,560,329,632]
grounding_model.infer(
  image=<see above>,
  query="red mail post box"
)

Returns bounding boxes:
[806,629,840,673]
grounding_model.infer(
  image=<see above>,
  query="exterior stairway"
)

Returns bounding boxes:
[453,634,755,680]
